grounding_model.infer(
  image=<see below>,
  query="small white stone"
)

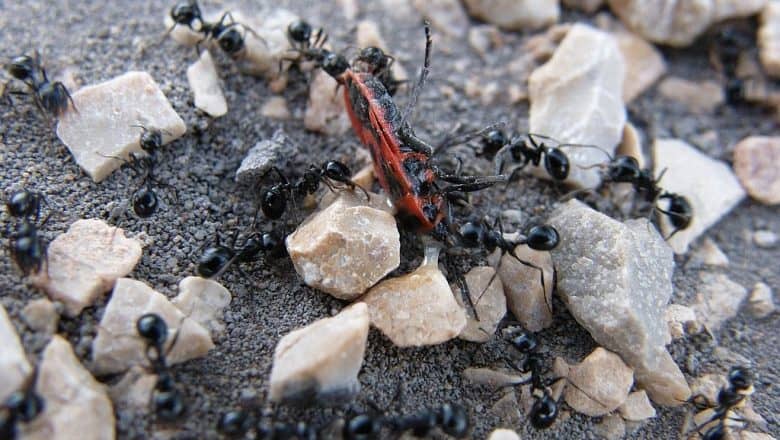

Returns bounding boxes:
[754,230,779,248]
[665,304,701,340]
[760,2,780,78]
[689,237,730,267]
[260,96,291,120]
[658,77,724,113]
[529,24,626,189]
[23,335,115,440]
[693,272,748,333]
[337,0,360,19]
[749,282,776,318]
[108,366,157,414]
[55,72,186,182]
[462,367,526,387]
[287,193,400,300]
[618,390,657,421]
[304,70,351,135]
[455,266,506,342]
[615,29,667,103]
[21,298,59,334]
[235,130,295,185]
[653,138,746,254]
[92,278,214,375]
[468,25,503,57]
[233,9,300,79]
[186,51,227,117]
[411,0,469,36]
[563,0,604,13]
[497,246,554,332]
[463,0,560,31]
[593,413,626,440]
[564,347,634,417]
[171,276,232,339]
[269,302,369,403]
[362,246,467,347]
[30,219,143,317]
[0,304,32,403]
[733,136,780,205]
[488,428,521,440]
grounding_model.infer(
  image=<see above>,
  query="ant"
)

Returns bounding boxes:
[354,46,406,97]
[384,403,470,438]
[504,331,561,429]
[196,227,286,279]
[0,376,45,440]
[710,27,752,105]
[217,409,318,439]
[482,130,571,182]
[166,0,263,58]
[4,190,52,276]
[5,189,47,222]
[260,161,368,220]
[137,313,186,422]
[4,51,76,119]
[284,19,330,69]
[685,366,756,440]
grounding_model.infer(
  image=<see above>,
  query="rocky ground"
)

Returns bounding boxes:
[1,0,779,439]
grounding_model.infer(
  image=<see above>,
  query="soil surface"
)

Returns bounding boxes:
[0,1,778,439]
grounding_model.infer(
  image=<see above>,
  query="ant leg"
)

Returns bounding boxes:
[506,248,552,316]
[447,256,481,321]
[400,22,432,128]
[435,122,506,155]
[54,82,78,114]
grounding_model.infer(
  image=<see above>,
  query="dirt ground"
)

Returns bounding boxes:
[0,1,778,439]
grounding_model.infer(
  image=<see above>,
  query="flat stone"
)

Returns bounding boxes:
[92,278,214,375]
[488,429,521,440]
[23,335,114,440]
[462,368,525,387]
[754,230,779,248]
[233,9,300,79]
[689,237,730,267]
[549,200,690,405]
[108,366,157,415]
[490,391,522,426]
[665,304,701,341]
[186,51,227,117]
[269,302,369,403]
[55,71,186,182]
[741,432,777,440]
[615,30,667,102]
[654,138,746,254]
[304,70,351,135]
[760,2,780,77]
[529,24,626,189]
[0,304,32,402]
[30,219,143,316]
[171,276,232,340]
[362,246,467,347]
[693,272,748,333]
[463,0,560,31]
[287,193,400,300]
[565,347,634,417]
[658,77,724,113]
[593,413,626,440]
[497,246,554,332]
[618,390,656,421]
[748,282,776,318]
[235,130,296,185]
[260,96,291,119]
[455,266,506,342]
[563,0,605,13]
[733,136,780,205]
[411,0,469,36]
[21,298,59,334]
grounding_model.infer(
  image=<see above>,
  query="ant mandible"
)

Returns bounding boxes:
[4,51,76,119]
[137,313,186,422]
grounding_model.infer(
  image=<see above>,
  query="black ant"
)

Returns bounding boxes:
[5,190,47,222]
[481,130,571,182]
[166,0,263,58]
[710,27,752,106]
[383,403,469,438]
[137,313,186,422]
[354,46,406,97]
[4,190,52,276]
[685,366,756,440]
[260,161,368,220]
[0,376,45,440]
[4,51,76,119]
[196,228,286,279]
[217,409,318,439]
[284,19,330,69]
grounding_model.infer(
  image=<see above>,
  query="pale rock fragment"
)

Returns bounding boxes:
[171,276,232,339]
[462,368,525,387]
[665,304,701,341]
[563,0,604,13]
[355,20,408,83]
[564,347,634,417]
[741,432,776,440]
[163,9,222,47]
[351,165,375,192]
[108,366,157,414]
[490,391,522,426]
[653,139,746,254]
[754,230,779,248]
[523,23,572,63]
[733,136,780,205]
[615,30,667,103]
[233,9,300,79]
[235,130,296,185]
[30,219,143,316]
[658,77,724,113]
[21,298,59,334]
[748,282,775,318]
[287,193,399,299]
[455,266,506,342]
[689,237,730,267]
[712,0,769,21]
[260,96,291,120]
[411,0,469,36]
[488,429,521,440]
[529,24,626,189]
[468,25,503,57]
[593,413,626,440]
[92,278,214,375]
[337,0,360,19]
[618,390,656,421]
[463,0,560,31]
[186,51,227,117]
[693,272,748,333]
[304,70,351,135]
[617,122,645,168]
[362,246,467,346]
[549,200,690,405]
[55,72,186,182]
[269,303,369,403]
[23,336,114,440]
[759,2,780,77]
[0,304,32,403]
[496,246,554,332]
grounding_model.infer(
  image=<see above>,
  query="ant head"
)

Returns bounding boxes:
[288,20,313,43]
[663,194,693,230]
[458,221,484,248]
[132,186,158,218]
[261,186,287,219]
[136,313,168,348]
[170,1,200,26]
[323,160,351,182]
[38,82,72,118]
[544,148,570,181]
[715,386,742,408]
[197,245,234,278]
[356,46,389,70]
[217,28,245,56]
[4,389,45,423]
[510,331,538,354]
[525,225,559,251]
[530,394,558,429]
[727,366,753,391]
[607,155,641,183]
[481,129,507,158]
[6,55,35,81]
[322,52,349,78]
[217,410,252,437]
[139,128,163,153]
[437,404,469,438]
[260,231,286,257]
[343,413,382,440]
[154,388,185,421]
[6,190,36,218]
